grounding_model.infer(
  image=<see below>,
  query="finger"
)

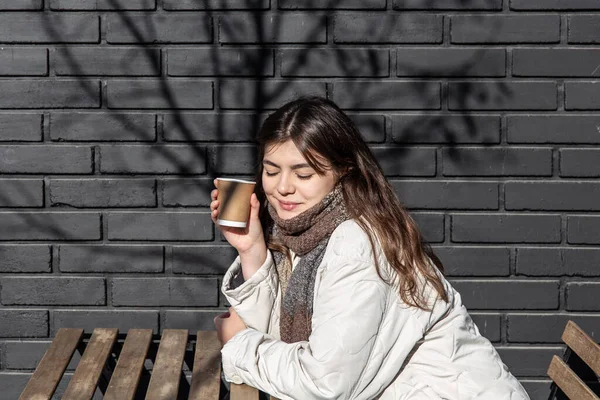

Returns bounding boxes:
[210,199,219,211]
[213,178,218,188]
[211,189,218,201]
[249,193,260,220]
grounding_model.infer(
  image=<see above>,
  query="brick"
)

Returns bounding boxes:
[432,246,509,276]
[50,112,156,142]
[392,114,500,144]
[164,310,223,331]
[0,179,44,207]
[53,310,159,334]
[281,48,389,77]
[569,16,600,44]
[49,179,156,208]
[566,283,600,311]
[411,213,444,243]
[516,248,600,276]
[107,80,212,109]
[0,310,48,337]
[280,0,385,8]
[219,80,326,110]
[0,145,92,174]
[208,145,257,175]
[220,13,326,44]
[519,380,553,400]
[0,48,47,76]
[451,15,560,44]
[0,212,101,240]
[58,245,163,273]
[111,278,218,306]
[172,245,237,274]
[0,114,42,142]
[397,48,505,77]
[507,115,600,144]
[335,13,442,44]
[568,216,600,244]
[107,212,213,241]
[514,49,600,77]
[470,313,502,342]
[443,148,552,177]
[512,0,600,9]
[0,245,51,273]
[51,0,155,10]
[0,80,100,108]
[560,149,600,177]
[100,145,206,174]
[164,0,269,9]
[566,82,600,110]
[372,147,436,177]
[162,178,213,206]
[0,14,99,43]
[0,374,31,398]
[0,0,42,9]
[333,81,441,110]
[163,113,256,142]
[451,280,559,310]
[392,181,498,210]
[395,0,502,9]
[1,277,105,305]
[54,47,160,76]
[496,347,563,377]
[506,182,600,211]
[452,214,561,243]
[107,14,212,43]
[349,114,385,143]
[3,341,79,369]
[448,81,557,110]
[508,314,600,343]
[168,48,273,77]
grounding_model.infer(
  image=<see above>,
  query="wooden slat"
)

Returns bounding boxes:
[145,329,188,400]
[188,331,221,400]
[104,329,153,400]
[548,355,600,400]
[19,328,84,400]
[562,320,600,377]
[230,383,260,400]
[62,328,118,400]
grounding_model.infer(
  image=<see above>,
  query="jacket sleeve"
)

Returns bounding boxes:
[221,250,279,334]
[220,251,393,400]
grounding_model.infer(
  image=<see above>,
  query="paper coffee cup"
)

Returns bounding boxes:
[216,178,256,228]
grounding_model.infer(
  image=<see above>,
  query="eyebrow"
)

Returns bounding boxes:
[262,160,312,170]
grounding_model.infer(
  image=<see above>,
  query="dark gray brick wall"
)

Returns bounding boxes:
[0,2,598,399]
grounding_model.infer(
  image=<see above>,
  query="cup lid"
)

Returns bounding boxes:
[216,177,256,184]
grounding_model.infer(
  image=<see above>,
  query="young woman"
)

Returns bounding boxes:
[210,96,529,400]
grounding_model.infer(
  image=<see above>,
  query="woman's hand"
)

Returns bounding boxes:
[214,307,247,346]
[210,179,266,256]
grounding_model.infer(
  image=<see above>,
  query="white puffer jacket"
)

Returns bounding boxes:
[220,219,530,400]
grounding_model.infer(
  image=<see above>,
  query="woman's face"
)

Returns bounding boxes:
[262,140,336,220]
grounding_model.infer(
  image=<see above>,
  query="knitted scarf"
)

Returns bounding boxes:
[268,183,349,343]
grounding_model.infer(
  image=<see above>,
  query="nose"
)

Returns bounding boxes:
[277,172,295,195]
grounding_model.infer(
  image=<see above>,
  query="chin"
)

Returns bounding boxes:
[277,208,300,220]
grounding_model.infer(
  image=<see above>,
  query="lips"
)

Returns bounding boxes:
[278,200,300,211]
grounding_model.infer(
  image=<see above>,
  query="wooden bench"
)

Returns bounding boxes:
[548,321,600,400]
[19,328,278,400]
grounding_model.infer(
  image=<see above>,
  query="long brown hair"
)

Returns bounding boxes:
[254,96,448,309]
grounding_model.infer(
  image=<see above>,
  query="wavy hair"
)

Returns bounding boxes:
[254,96,448,309]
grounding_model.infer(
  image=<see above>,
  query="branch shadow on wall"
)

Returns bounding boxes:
[1,0,512,346]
